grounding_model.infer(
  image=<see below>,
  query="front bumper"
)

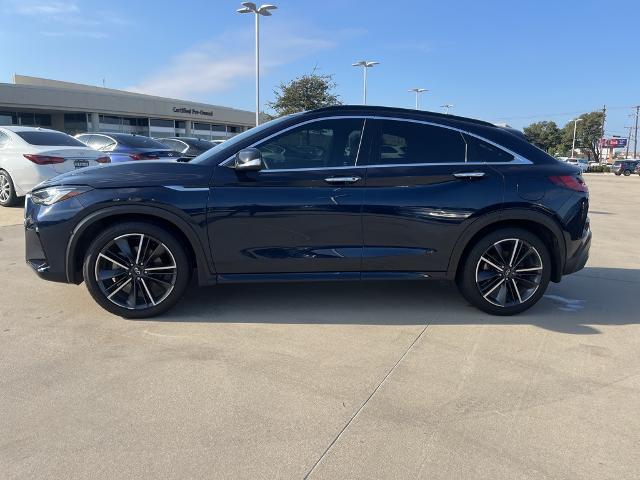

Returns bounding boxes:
[24,194,84,284]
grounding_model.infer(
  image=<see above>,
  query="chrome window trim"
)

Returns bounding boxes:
[220,115,532,171]
[164,185,209,192]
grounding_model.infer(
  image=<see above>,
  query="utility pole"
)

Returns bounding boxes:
[632,106,640,158]
[624,126,634,158]
[600,105,606,163]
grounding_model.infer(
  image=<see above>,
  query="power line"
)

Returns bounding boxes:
[492,104,637,122]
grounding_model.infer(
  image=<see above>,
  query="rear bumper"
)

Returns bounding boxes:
[563,224,591,275]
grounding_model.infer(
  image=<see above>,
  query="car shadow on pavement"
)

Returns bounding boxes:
[152,266,640,335]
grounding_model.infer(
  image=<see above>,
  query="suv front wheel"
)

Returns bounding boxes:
[457,228,551,315]
[83,222,191,318]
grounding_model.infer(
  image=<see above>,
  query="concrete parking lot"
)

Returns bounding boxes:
[1,174,639,479]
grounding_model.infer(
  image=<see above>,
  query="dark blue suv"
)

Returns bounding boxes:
[25,106,591,318]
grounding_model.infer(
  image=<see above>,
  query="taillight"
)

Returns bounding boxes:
[24,154,65,165]
[549,175,588,192]
[96,156,111,164]
[129,153,159,160]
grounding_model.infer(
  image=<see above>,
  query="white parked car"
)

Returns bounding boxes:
[566,157,589,172]
[0,126,110,206]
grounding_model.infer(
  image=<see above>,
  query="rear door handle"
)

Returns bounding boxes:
[453,171,486,179]
[324,176,361,184]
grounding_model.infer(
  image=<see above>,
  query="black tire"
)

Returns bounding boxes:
[0,170,18,207]
[83,222,191,318]
[623,170,631,176]
[457,228,551,316]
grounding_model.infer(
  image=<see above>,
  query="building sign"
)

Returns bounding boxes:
[599,138,627,148]
[172,107,214,117]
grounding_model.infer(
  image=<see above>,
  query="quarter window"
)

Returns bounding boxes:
[372,120,466,165]
[88,135,116,151]
[256,119,365,170]
[0,131,10,147]
[464,134,514,163]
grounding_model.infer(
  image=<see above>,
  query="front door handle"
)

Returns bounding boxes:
[324,176,361,184]
[453,171,486,179]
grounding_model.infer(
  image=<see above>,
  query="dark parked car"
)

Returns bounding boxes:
[75,133,182,163]
[25,106,591,318]
[611,160,639,176]
[153,137,214,159]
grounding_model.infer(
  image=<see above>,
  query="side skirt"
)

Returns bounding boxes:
[202,271,447,285]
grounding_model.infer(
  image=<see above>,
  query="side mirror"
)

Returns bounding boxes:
[235,148,263,171]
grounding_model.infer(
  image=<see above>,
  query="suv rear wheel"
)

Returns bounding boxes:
[83,222,191,318]
[623,169,631,176]
[457,228,551,315]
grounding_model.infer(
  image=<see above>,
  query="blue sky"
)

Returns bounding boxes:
[0,0,638,136]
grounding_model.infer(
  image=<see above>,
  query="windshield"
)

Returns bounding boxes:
[16,131,86,147]
[191,115,300,164]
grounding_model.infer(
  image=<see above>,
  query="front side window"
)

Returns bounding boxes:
[372,120,466,165]
[255,118,365,170]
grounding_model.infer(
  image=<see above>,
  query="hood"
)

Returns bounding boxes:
[36,160,213,190]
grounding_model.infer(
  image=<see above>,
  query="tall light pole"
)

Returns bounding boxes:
[352,60,379,104]
[571,118,583,158]
[441,104,454,114]
[237,2,277,126]
[408,88,427,109]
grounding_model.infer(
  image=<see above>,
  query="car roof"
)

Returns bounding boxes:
[309,105,498,128]
[0,125,61,133]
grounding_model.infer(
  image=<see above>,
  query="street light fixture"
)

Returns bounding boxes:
[237,2,277,126]
[408,88,427,109]
[352,60,379,104]
[571,118,583,158]
[441,104,454,114]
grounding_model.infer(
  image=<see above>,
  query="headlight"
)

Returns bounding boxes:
[31,186,93,206]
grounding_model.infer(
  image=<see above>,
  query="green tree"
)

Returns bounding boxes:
[523,121,561,153]
[559,111,604,161]
[267,72,341,117]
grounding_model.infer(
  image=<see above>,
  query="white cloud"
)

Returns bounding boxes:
[4,0,127,37]
[41,30,108,39]
[127,25,341,100]
[12,1,78,15]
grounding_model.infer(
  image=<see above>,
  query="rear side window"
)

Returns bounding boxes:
[372,120,466,165]
[0,131,10,147]
[464,134,514,163]
[157,139,184,151]
[113,135,167,149]
[16,131,86,147]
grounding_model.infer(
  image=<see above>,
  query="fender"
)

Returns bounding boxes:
[446,207,567,282]
[65,204,217,285]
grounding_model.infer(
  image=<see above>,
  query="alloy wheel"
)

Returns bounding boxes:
[0,173,11,203]
[475,238,543,308]
[94,233,177,310]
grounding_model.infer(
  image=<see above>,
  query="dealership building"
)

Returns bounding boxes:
[0,75,255,139]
